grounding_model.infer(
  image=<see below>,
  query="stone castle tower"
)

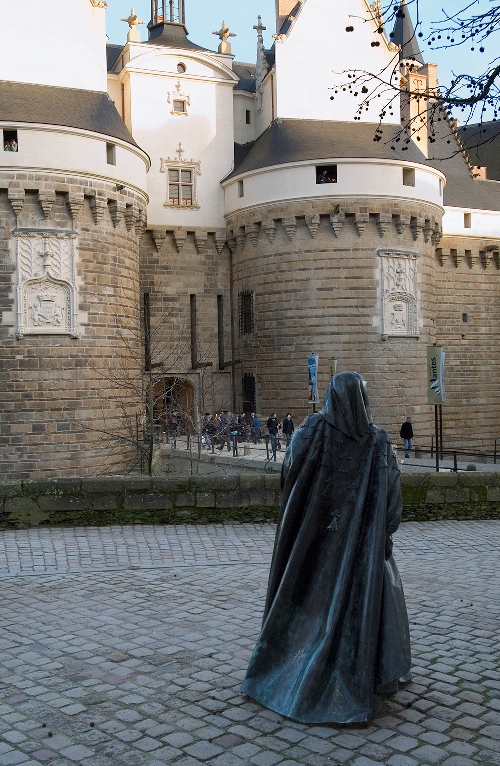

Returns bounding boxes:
[0,0,149,478]
[1,0,500,479]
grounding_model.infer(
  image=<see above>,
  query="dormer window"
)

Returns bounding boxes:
[168,81,190,116]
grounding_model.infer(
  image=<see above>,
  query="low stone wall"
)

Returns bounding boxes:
[0,472,499,529]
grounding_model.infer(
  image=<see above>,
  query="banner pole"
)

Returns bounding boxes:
[434,404,440,472]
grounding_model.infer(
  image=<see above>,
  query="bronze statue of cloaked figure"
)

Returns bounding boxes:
[241,372,411,724]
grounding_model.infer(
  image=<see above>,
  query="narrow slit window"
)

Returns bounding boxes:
[3,129,18,152]
[464,212,471,228]
[403,167,415,186]
[239,290,254,335]
[245,109,251,125]
[238,180,244,198]
[106,142,116,165]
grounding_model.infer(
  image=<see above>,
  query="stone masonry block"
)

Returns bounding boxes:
[249,489,279,507]
[264,474,281,491]
[216,490,251,509]
[92,494,121,511]
[457,473,490,487]
[401,474,429,488]
[153,478,190,492]
[240,475,264,490]
[124,494,172,510]
[429,473,459,487]
[195,491,216,508]
[426,489,445,504]
[0,481,23,498]
[23,479,60,495]
[3,496,50,526]
[486,487,500,501]
[81,477,125,493]
[124,477,152,492]
[37,495,90,512]
[197,476,240,491]
[444,488,470,503]
[174,492,196,507]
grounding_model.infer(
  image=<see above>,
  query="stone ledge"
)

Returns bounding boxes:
[0,473,499,529]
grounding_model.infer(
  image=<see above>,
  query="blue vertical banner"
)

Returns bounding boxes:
[308,354,319,404]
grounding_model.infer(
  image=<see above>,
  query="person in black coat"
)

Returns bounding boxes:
[282,413,295,448]
[400,417,414,458]
[241,372,411,724]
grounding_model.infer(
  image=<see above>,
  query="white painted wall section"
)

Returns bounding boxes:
[0,125,149,194]
[2,0,107,91]
[443,207,500,238]
[223,160,444,216]
[274,0,401,124]
[121,47,237,228]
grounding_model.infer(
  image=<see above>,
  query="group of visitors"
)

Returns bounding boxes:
[200,411,296,453]
[4,138,18,152]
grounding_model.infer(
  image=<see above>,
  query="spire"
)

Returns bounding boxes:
[391,0,424,64]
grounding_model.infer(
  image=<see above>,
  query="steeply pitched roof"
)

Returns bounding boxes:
[233,62,256,93]
[229,118,428,179]
[423,110,500,211]
[107,44,124,72]
[391,0,425,64]
[458,121,500,182]
[0,80,138,147]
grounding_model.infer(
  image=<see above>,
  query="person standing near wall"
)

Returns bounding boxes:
[282,413,295,448]
[400,417,413,458]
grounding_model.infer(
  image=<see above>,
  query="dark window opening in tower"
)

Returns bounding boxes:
[316,165,337,184]
[243,373,256,413]
[3,129,18,152]
[403,167,415,186]
[239,291,254,335]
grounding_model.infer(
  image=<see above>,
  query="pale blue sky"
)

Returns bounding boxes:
[105,0,276,62]
[104,0,497,120]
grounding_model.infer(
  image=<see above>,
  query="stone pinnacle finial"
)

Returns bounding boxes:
[121,7,145,42]
[213,20,236,54]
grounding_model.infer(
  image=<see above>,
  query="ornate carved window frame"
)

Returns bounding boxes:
[379,249,419,338]
[167,81,191,116]
[160,144,201,209]
[14,228,79,339]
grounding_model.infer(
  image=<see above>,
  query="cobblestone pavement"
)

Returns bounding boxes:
[0,521,499,766]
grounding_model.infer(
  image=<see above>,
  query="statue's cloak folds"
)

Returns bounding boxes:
[241,373,411,724]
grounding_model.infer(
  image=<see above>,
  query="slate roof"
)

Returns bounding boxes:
[229,116,500,213]
[0,81,138,147]
[391,0,425,64]
[425,110,500,211]
[107,44,124,72]
[458,121,500,182]
[229,118,428,179]
[146,22,211,51]
[233,62,256,93]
